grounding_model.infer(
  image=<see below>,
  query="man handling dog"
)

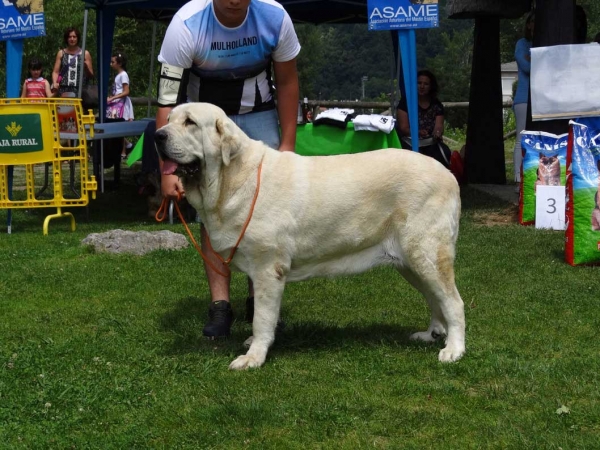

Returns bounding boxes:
[156,0,301,338]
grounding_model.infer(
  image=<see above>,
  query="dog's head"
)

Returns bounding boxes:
[538,153,558,166]
[154,103,246,181]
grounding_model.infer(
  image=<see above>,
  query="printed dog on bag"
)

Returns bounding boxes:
[535,154,561,190]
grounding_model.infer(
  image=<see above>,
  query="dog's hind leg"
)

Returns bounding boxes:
[397,267,446,342]
[397,246,465,363]
[229,269,285,370]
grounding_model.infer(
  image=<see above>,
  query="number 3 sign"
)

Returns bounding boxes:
[535,185,566,230]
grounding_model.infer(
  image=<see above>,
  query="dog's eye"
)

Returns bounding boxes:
[184,117,196,127]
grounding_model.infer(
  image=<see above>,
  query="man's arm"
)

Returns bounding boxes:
[155,14,194,199]
[156,105,185,199]
[273,58,299,152]
[156,106,172,129]
[156,61,190,199]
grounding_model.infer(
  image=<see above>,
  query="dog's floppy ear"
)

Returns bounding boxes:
[216,118,242,166]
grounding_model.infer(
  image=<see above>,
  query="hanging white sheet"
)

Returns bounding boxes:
[531,43,600,120]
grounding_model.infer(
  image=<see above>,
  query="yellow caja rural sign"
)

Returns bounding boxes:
[0,98,97,234]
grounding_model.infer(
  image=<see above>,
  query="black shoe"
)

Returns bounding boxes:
[202,300,233,338]
[245,296,285,333]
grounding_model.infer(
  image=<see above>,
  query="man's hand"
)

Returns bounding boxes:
[161,173,184,199]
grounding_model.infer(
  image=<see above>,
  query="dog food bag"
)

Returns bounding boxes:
[565,118,600,266]
[519,131,568,225]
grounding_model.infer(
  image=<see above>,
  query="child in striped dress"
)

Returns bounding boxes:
[21,58,53,98]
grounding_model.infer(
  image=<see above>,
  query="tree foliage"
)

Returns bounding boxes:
[311,24,395,102]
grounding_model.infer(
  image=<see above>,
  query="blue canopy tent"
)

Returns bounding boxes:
[79,0,418,144]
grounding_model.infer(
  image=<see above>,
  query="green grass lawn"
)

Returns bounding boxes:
[1,161,599,449]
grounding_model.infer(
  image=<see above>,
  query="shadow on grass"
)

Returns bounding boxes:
[72,174,150,225]
[460,185,511,212]
[159,295,436,357]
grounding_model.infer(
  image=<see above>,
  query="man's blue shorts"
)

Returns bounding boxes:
[229,108,280,150]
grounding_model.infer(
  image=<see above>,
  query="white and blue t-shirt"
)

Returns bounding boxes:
[158,0,301,115]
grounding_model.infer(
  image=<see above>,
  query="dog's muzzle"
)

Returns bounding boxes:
[154,129,201,178]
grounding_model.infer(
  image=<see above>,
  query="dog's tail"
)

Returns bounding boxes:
[449,185,462,246]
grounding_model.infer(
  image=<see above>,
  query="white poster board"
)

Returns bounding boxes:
[535,185,566,230]
[530,44,600,121]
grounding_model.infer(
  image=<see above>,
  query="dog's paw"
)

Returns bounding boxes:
[229,354,264,370]
[438,346,465,363]
[410,331,439,343]
[243,336,254,348]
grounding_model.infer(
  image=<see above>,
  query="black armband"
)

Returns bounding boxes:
[157,63,190,107]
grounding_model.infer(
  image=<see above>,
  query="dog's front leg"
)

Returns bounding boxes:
[229,273,285,370]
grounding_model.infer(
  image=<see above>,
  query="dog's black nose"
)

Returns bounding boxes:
[154,129,167,143]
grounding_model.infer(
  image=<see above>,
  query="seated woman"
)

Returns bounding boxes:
[396,69,450,168]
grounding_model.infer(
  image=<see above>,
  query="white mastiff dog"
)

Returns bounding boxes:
[155,103,466,370]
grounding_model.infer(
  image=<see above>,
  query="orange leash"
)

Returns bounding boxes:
[155,161,263,277]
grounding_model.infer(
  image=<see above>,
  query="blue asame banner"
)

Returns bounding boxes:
[368,0,439,30]
[0,0,45,40]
